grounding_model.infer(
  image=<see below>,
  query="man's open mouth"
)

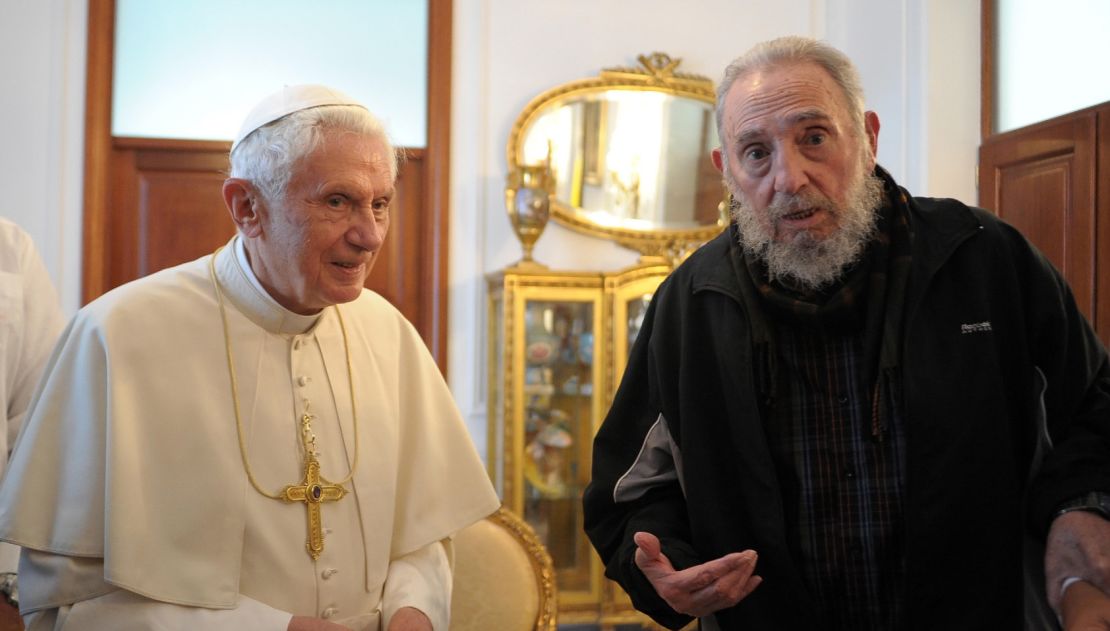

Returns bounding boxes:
[782,208,818,221]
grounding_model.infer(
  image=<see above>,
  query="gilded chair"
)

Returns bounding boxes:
[449,507,557,631]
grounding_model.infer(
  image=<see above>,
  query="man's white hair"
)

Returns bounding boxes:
[229,105,398,203]
[715,36,867,164]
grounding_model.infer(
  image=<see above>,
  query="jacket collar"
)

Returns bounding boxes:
[687,168,983,300]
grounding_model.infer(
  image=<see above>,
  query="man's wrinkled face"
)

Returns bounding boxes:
[712,61,884,291]
[250,130,394,314]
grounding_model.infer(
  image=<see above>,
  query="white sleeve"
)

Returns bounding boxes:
[0,234,64,577]
[381,540,453,630]
[30,589,292,631]
[6,232,64,454]
[19,549,291,631]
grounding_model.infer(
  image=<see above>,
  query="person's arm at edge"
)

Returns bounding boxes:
[1008,223,1110,613]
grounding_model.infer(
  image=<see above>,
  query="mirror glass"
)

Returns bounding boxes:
[519,90,722,232]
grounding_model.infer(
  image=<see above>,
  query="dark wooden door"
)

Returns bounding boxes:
[979,107,1100,340]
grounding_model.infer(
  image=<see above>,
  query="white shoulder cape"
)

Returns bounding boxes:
[0,246,499,608]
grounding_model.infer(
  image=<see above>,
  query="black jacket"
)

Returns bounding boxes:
[583,189,1110,629]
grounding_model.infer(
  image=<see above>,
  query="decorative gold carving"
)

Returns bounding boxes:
[488,507,558,630]
[600,52,713,91]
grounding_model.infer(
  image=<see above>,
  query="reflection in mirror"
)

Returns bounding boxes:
[521,91,721,232]
[507,53,727,263]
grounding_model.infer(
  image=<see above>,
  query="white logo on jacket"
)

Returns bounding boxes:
[961,321,992,334]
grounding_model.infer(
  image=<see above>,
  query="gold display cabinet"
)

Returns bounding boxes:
[487,262,671,626]
[494,52,724,629]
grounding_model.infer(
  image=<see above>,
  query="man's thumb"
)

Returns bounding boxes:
[634,531,662,560]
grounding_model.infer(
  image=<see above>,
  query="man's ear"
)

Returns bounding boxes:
[223,178,263,237]
[711,147,724,173]
[863,111,880,161]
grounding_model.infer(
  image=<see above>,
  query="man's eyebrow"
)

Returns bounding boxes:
[785,108,832,126]
[733,108,834,147]
[735,127,766,146]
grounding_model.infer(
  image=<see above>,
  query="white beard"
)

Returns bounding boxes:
[729,158,885,293]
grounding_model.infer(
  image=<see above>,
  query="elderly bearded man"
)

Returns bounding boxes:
[0,86,499,631]
[584,37,1110,630]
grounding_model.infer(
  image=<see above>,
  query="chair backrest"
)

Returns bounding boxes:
[449,507,557,631]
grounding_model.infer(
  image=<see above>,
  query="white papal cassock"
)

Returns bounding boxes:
[0,238,500,630]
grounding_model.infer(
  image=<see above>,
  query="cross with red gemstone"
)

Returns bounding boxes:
[283,411,347,560]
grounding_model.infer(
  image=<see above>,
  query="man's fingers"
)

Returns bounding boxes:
[633,531,662,559]
[685,572,764,616]
[670,550,758,590]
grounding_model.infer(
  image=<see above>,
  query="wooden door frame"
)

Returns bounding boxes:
[81,0,453,372]
[980,0,995,140]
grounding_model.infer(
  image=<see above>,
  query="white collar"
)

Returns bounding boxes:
[212,236,323,335]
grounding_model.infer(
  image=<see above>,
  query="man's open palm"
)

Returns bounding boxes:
[633,531,762,618]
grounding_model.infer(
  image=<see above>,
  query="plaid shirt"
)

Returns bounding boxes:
[770,324,907,630]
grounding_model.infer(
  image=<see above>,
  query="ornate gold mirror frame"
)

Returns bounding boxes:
[507,53,727,264]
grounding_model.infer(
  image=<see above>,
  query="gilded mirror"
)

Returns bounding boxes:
[507,53,727,261]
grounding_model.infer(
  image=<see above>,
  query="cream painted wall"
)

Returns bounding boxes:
[0,0,86,316]
[450,0,980,457]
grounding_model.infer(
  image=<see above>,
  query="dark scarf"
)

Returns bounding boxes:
[728,167,913,440]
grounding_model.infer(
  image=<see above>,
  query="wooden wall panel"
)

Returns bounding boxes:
[107,139,231,285]
[979,110,1097,325]
[136,170,233,276]
[367,150,427,331]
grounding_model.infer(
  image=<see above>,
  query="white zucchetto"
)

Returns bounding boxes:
[231,84,366,152]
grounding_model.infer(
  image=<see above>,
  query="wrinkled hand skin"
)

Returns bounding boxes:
[1060,581,1110,631]
[1046,511,1110,614]
[287,606,431,631]
[633,531,763,618]
[0,600,21,631]
[386,607,432,631]
[288,615,350,631]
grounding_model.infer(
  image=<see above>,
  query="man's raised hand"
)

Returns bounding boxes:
[633,531,762,618]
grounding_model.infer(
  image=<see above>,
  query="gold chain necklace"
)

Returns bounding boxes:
[209,249,360,559]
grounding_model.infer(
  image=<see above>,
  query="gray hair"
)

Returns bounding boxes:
[716,36,866,150]
[229,105,398,202]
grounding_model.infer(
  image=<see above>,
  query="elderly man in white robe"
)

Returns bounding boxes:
[0,86,500,631]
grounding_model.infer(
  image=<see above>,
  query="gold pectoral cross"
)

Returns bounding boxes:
[282,410,347,560]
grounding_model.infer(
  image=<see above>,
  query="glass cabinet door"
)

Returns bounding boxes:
[490,270,605,620]
[488,265,673,626]
[604,264,670,403]
[520,298,595,596]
